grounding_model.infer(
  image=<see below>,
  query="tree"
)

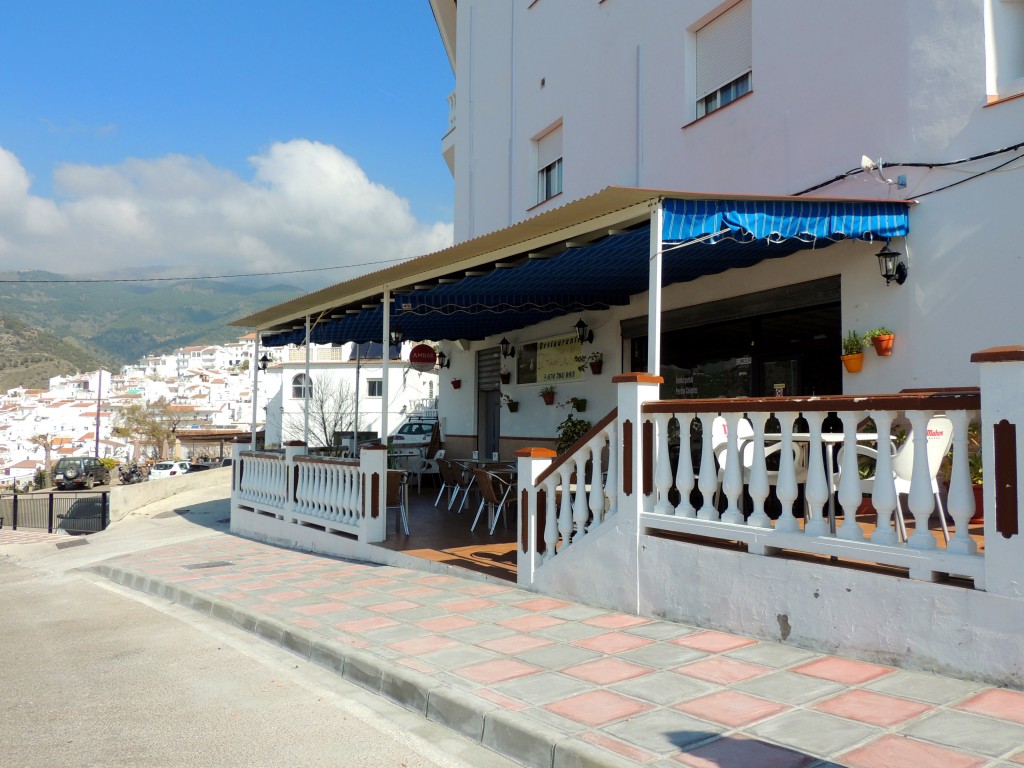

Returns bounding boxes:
[113,399,198,459]
[28,433,59,487]
[282,375,363,451]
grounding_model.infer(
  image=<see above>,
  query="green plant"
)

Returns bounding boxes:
[99,457,118,471]
[540,385,556,396]
[865,327,894,340]
[842,331,866,356]
[555,412,592,454]
[575,351,603,371]
[500,393,516,407]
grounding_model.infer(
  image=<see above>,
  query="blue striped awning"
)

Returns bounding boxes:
[260,196,909,346]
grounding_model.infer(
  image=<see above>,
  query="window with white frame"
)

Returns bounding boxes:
[694,0,752,119]
[291,373,311,399]
[535,124,563,204]
[367,379,383,397]
[984,0,1024,100]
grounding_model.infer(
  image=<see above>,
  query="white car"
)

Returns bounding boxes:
[149,460,191,479]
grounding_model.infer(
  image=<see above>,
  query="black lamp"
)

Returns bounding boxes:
[437,350,450,369]
[390,326,404,345]
[876,242,908,286]
[574,318,594,344]
[258,354,270,372]
[499,337,515,358]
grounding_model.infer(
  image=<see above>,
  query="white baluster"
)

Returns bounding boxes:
[572,452,590,539]
[674,414,696,518]
[720,413,745,524]
[803,411,830,537]
[543,478,558,560]
[604,423,618,517]
[653,413,674,515]
[557,467,574,548]
[697,413,719,520]
[774,412,800,533]
[868,410,900,546]
[906,410,938,550]
[946,410,978,555]
[836,411,867,541]
[747,411,771,528]
[588,435,607,526]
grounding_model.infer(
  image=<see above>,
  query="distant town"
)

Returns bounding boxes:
[0,333,438,490]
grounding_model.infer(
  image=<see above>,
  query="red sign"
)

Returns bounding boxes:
[409,344,437,372]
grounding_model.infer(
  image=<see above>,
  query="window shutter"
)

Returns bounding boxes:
[695,0,752,99]
[477,348,501,391]
[537,125,563,170]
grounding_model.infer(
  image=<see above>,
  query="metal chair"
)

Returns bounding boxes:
[386,470,410,536]
[470,468,514,534]
[434,458,470,511]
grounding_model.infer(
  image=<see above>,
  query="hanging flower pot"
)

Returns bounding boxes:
[540,386,556,405]
[589,361,603,375]
[841,353,864,373]
[506,400,519,413]
[451,378,462,389]
[499,372,511,384]
[571,397,587,413]
[870,334,895,356]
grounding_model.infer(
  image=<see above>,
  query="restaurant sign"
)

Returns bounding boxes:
[537,334,583,383]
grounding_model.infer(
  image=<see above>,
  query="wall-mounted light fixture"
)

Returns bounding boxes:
[499,337,516,358]
[876,241,908,286]
[574,318,594,344]
[437,350,451,369]
[258,354,271,372]
[390,326,404,345]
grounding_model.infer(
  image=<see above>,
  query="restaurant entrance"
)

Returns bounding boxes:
[625,278,843,399]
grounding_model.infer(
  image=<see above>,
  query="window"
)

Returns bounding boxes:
[535,124,563,203]
[367,379,383,397]
[694,0,752,119]
[984,0,1024,101]
[291,374,311,399]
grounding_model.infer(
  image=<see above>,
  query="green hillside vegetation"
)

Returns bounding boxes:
[0,315,109,392]
[0,271,300,368]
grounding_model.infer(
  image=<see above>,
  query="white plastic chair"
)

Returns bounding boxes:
[711,416,807,509]
[836,416,953,542]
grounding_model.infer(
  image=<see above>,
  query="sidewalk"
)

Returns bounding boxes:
[76,524,1024,768]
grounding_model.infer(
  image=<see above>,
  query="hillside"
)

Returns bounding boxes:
[0,272,302,391]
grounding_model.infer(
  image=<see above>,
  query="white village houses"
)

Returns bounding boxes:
[229,0,1024,687]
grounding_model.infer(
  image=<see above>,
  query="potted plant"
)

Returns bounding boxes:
[866,327,896,357]
[501,392,518,412]
[576,351,604,375]
[555,412,593,455]
[451,378,462,389]
[540,385,556,405]
[499,366,511,384]
[565,396,587,412]
[841,331,866,373]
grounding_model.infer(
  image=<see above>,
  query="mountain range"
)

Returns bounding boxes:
[0,271,301,392]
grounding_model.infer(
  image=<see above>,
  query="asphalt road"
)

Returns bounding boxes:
[0,559,517,768]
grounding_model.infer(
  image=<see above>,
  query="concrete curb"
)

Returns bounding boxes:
[86,563,630,768]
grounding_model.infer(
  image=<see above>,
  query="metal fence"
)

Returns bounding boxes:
[0,492,110,535]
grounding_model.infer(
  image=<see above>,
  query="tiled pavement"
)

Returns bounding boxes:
[91,535,1024,768]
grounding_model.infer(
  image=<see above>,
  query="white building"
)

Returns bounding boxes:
[229,1,1024,686]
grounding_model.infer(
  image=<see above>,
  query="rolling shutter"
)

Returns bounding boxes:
[695,0,752,99]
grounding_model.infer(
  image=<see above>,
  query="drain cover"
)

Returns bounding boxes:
[182,560,234,570]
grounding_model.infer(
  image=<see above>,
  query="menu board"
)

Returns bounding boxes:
[536,334,583,383]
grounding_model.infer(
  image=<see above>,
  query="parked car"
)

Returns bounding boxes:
[186,462,211,472]
[53,457,111,490]
[149,460,191,479]
[56,497,106,535]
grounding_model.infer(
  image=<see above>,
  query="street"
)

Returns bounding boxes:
[0,559,517,768]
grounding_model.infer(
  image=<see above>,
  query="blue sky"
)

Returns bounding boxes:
[0,1,455,284]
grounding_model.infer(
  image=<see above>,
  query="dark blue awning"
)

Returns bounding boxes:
[260,196,909,347]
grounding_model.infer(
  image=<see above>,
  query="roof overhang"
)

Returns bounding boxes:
[234,186,911,347]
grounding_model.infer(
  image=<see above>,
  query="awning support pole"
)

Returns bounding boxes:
[382,288,391,449]
[648,201,663,375]
[250,333,260,450]
[303,314,311,445]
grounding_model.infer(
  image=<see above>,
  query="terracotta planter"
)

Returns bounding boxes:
[451,379,462,389]
[589,361,603,375]
[499,372,511,384]
[841,353,864,373]
[871,334,895,356]
[541,392,555,405]
[971,483,984,524]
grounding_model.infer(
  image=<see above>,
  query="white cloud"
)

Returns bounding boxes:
[0,140,453,283]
